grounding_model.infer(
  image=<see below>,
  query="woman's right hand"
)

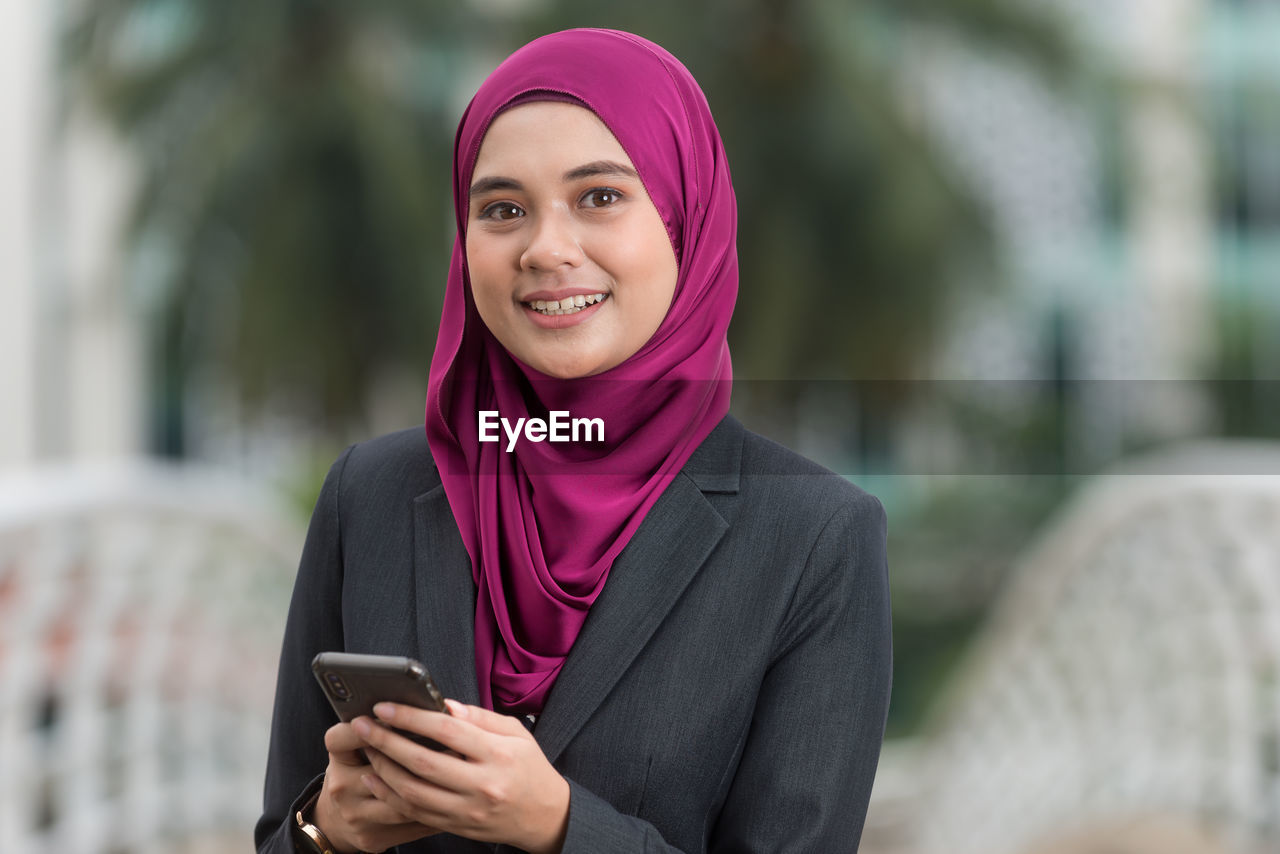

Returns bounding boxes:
[313,721,440,854]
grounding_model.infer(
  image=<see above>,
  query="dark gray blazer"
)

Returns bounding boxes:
[256,415,891,853]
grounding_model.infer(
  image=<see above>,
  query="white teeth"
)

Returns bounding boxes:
[527,293,607,316]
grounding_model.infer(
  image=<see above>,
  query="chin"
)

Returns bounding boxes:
[535,363,597,380]
[521,348,609,380]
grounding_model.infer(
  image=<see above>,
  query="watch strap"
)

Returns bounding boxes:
[293,787,337,854]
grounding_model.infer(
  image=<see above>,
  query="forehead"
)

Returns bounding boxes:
[472,102,635,179]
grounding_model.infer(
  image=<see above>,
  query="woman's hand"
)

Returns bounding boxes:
[353,699,570,854]
[313,721,440,854]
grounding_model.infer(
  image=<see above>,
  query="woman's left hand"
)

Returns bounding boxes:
[352,699,569,854]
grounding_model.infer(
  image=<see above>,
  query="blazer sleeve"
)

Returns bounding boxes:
[255,446,354,853]
[712,492,892,851]
[555,491,893,854]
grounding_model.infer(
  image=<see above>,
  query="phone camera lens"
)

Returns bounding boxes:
[326,673,351,700]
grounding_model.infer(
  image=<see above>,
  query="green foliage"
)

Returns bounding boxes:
[63,0,1081,449]
[885,473,1071,734]
[512,0,1080,386]
[64,0,471,446]
[887,610,981,738]
[1212,292,1280,437]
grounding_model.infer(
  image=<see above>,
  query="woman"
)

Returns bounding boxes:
[256,28,890,854]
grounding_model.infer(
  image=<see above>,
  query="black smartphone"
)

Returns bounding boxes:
[311,652,450,750]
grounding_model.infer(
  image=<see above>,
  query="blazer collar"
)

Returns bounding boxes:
[412,415,745,762]
[680,413,744,494]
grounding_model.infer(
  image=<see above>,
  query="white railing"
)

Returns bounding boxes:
[0,461,301,854]
[877,442,1280,854]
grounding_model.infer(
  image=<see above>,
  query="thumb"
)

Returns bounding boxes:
[445,699,528,736]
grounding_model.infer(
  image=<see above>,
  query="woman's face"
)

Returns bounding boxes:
[466,102,678,379]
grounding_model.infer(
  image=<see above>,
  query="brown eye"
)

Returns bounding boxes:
[582,188,623,208]
[480,202,524,221]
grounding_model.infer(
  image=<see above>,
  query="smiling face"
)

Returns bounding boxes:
[465,101,679,379]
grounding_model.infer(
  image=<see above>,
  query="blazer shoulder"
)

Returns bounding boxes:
[336,426,442,503]
[737,426,884,522]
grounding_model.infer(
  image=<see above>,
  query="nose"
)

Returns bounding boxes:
[519,208,585,271]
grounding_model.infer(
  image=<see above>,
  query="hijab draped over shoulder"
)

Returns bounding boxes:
[426,29,737,715]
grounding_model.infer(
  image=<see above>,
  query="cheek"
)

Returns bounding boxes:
[607,218,677,301]
[634,238,678,316]
[465,238,503,309]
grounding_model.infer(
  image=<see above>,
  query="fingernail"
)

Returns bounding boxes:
[373,702,395,720]
[445,699,466,718]
[361,774,377,792]
[352,718,371,737]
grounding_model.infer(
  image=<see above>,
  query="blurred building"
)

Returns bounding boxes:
[6,0,1279,472]
[2,2,143,468]
[901,0,1280,476]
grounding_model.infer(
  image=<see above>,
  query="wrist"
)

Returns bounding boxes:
[294,787,339,854]
[300,785,362,854]
[521,775,570,854]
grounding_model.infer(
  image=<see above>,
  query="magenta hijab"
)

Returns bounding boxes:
[425,29,737,715]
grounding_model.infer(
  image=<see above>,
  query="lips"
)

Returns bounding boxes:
[526,293,608,316]
[520,291,608,329]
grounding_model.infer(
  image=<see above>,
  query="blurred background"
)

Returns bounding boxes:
[3,0,1279,851]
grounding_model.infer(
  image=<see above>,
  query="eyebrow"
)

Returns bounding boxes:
[562,160,639,182]
[469,160,640,199]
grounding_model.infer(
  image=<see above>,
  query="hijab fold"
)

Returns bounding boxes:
[426,29,737,715]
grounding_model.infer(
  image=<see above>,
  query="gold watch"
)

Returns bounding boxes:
[293,788,337,854]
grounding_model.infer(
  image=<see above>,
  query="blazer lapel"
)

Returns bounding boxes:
[413,484,481,707]
[413,478,725,733]
[534,418,744,764]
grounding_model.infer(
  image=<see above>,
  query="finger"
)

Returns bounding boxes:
[369,703,503,759]
[334,782,439,854]
[346,780,422,827]
[363,767,468,830]
[319,763,419,831]
[444,700,529,737]
[324,722,372,766]
[357,720,478,792]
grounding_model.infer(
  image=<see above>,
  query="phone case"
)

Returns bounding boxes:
[311,652,450,750]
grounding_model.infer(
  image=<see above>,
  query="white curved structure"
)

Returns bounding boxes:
[0,463,301,853]
[894,443,1280,854]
